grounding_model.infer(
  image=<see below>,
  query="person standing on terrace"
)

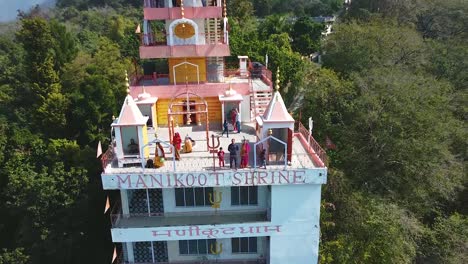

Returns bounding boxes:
[240,139,250,168]
[173,132,182,160]
[218,147,225,167]
[228,138,239,169]
[221,119,229,137]
[235,109,241,133]
[154,142,165,168]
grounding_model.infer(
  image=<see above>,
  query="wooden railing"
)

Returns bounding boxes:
[296,122,328,167]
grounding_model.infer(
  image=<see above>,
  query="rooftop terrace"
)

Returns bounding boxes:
[102,122,327,175]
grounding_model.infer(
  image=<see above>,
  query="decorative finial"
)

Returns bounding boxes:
[275,68,280,92]
[180,0,185,18]
[125,70,130,94]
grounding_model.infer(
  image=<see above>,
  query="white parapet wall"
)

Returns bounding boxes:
[102,168,327,190]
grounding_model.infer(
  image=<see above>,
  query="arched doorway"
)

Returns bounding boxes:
[168,92,209,150]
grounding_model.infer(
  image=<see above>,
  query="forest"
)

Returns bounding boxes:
[0,0,466,263]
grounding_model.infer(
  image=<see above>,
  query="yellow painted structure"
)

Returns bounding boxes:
[169,58,207,84]
[156,97,222,126]
[142,125,149,158]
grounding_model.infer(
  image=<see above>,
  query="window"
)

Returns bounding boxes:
[232,237,257,253]
[179,239,216,255]
[175,187,213,207]
[231,186,258,206]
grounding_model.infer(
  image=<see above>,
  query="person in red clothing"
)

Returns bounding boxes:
[231,108,237,131]
[173,132,182,160]
[217,147,225,167]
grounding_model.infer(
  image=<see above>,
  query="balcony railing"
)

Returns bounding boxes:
[129,68,249,86]
[116,250,266,264]
[140,32,227,46]
[111,207,270,228]
[144,0,222,8]
[296,122,327,167]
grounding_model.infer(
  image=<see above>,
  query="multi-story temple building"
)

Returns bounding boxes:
[101,1,328,263]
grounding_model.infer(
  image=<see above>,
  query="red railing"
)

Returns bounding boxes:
[296,122,328,167]
[101,147,115,170]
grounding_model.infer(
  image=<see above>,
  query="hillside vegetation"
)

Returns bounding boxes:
[0,0,466,263]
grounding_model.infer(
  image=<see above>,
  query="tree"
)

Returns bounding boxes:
[0,248,29,264]
[322,19,427,75]
[416,0,468,40]
[290,17,324,55]
[340,67,463,215]
[49,19,78,73]
[258,14,291,39]
[418,214,468,263]
[253,0,273,17]
[228,0,255,28]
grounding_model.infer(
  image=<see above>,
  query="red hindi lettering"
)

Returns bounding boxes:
[201,228,219,238]
[239,226,254,234]
[264,225,281,233]
[152,230,172,237]
[221,227,236,235]
[188,226,201,236]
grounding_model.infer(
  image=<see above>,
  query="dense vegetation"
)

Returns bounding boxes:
[0,0,466,263]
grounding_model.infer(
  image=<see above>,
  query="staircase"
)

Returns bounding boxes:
[250,90,273,121]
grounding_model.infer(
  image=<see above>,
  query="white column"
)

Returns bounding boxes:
[221,102,225,125]
[126,242,135,262]
[121,190,130,217]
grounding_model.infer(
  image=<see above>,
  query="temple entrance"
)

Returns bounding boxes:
[168,92,210,151]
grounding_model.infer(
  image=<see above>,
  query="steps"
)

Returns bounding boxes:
[250,91,273,121]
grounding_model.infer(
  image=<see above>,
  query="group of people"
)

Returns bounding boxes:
[221,108,241,137]
[217,138,266,169]
[145,132,195,168]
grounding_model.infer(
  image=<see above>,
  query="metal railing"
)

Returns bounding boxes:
[116,252,266,264]
[128,68,253,86]
[129,67,270,86]
[140,32,227,46]
[144,0,222,8]
[111,207,269,227]
[296,122,327,167]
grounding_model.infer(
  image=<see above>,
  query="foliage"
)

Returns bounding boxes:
[0,248,29,264]
[0,1,466,264]
[290,17,324,55]
[322,20,426,75]
[418,213,468,263]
